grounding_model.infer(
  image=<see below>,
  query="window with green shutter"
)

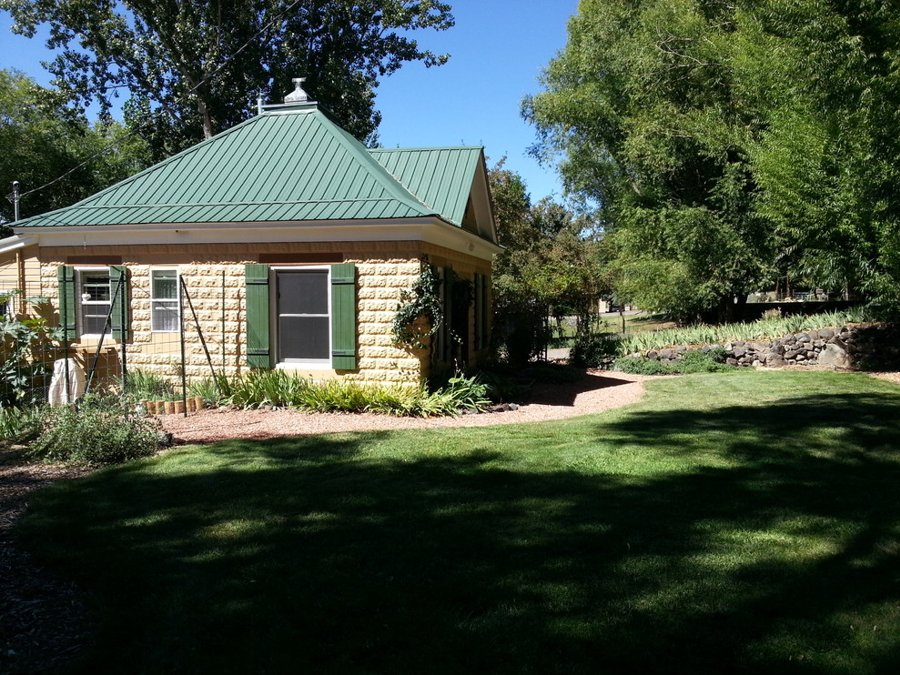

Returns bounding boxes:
[59,265,130,340]
[247,263,358,371]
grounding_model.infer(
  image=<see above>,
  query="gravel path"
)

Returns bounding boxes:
[0,449,91,675]
[870,371,900,385]
[161,370,654,444]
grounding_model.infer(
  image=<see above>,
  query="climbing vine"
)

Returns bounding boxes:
[392,263,445,350]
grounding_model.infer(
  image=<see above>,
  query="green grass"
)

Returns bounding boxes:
[16,371,900,673]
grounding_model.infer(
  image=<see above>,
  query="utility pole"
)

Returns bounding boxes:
[11,181,20,221]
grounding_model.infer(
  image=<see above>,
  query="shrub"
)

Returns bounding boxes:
[125,369,177,400]
[223,370,490,417]
[28,395,166,465]
[615,349,731,375]
[618,307,870,354]
[1,314,62,407]
[570,332,621,368]
[0,405,45,443]
[188,377,225,404]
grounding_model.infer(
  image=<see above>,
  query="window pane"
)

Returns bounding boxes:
[277,270,328,315]
[152,270,178,300]
[278,316,329,360]
[83,311,109,335]
[152,301,179,332]
[82,273,110,302]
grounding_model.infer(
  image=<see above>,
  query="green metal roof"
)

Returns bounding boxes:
[369,147,482,227]
[15,106,484,229]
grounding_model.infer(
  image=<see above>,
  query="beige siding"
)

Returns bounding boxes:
[0,246,42,315]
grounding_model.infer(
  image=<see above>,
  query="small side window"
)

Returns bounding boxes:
[151,269,180,332]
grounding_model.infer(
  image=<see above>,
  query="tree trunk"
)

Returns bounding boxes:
[198,99,214,139]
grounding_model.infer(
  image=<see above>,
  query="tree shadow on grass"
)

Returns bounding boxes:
[15,393,900,675]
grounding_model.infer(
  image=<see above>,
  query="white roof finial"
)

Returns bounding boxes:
[284,77,309,104]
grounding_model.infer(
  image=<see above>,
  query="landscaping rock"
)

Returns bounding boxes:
[819,342,851,369]
[631,322,895,370]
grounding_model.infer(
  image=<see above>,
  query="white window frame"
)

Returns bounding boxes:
[150,268,181,333]
[271,266,332,369]
[75,267,113,339]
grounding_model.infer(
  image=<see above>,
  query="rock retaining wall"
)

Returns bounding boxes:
[630,323,900,370]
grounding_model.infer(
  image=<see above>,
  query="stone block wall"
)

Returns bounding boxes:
[32,240,491,387]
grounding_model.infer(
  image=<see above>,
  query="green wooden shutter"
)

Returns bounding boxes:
[330,263,357,370]
[109,265,129,342]
[245,264,271,369]
[57,265,76,338]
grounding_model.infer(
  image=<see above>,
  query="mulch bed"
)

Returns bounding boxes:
[0,445,93,674]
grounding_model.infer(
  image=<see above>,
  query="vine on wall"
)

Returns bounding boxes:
[392,263,445,350]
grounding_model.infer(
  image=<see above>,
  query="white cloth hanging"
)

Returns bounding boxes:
[48,357,86,406]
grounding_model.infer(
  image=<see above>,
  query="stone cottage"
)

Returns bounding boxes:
[0,81,500,385]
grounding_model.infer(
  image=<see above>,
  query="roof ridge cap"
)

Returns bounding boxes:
[369,146,484,153]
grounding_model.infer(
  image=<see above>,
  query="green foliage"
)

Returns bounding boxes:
[526,0,900,318]
[188,377,223,404]
[1,1,454,154]
[488,160,609,364]
[27,395,165,465]
[222,370,489,417]
[0,69,150,224]
[0,404,45,443]
[392,263,444,350]
[619,308,869,354]
[615,349,730,375]
[569,332,621,368]
[0,310,63,407]
[125,369,177,401]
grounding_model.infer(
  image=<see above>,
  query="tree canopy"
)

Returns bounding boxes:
[526,0,900,320]
[0,69,150,232]
[1,0,454,157]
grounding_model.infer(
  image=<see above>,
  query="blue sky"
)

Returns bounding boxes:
[0,1,578,202]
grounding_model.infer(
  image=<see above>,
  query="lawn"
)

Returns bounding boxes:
[17,371,900,674]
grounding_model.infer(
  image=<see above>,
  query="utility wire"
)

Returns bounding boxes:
[15,0,304,202]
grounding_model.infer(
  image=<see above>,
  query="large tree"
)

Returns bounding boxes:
[1,0,454,157]
[526,0,900,320]
[0,69,149,231]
